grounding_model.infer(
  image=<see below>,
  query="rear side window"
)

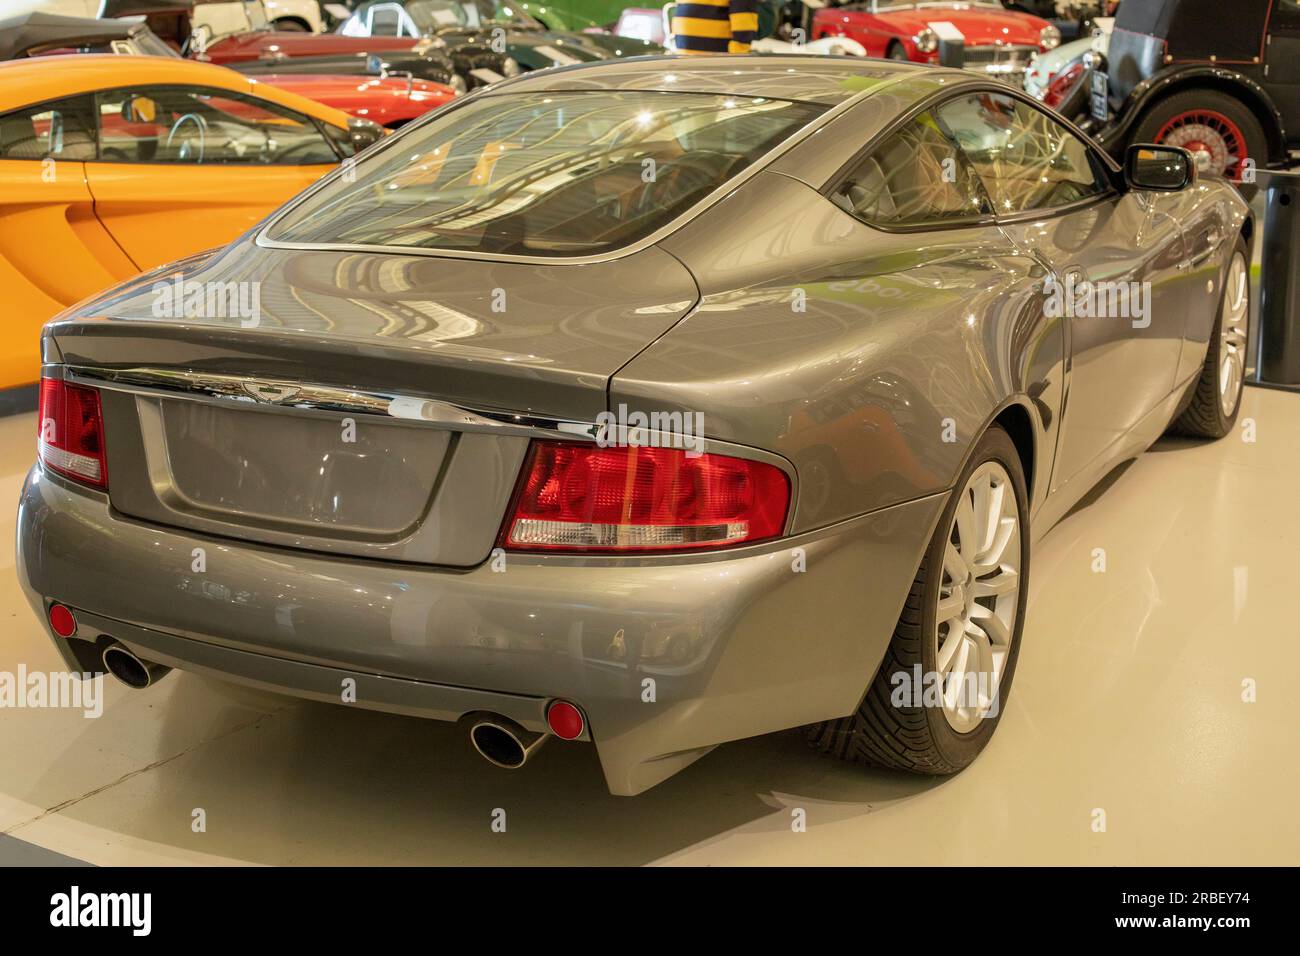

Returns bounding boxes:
[936,91,1109,215]
[0,95,96,162]
[267,90,825,256]
[830,110,992,227]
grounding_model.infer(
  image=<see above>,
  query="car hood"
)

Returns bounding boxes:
[256,73,455,101]
[843,4,1048,45]
[506,28,660,64]
[207,30,420,60]
[49,240,701,421]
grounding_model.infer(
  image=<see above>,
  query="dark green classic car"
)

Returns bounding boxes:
[339,0,662,77]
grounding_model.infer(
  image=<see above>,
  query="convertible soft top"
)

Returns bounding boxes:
[99,0,195,15]
[1114,0,1271,62]
[0,11,144,61]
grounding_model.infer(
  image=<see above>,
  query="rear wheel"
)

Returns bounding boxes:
[272,18,310,32]
[1132,90,1267,197]
[807,426,1029,773]
[886,41,910,61]
[1171,243,1250,438]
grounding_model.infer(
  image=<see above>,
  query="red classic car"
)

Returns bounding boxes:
[256,73,455,128]
[813,0,1060,80]
[199,30,427,65]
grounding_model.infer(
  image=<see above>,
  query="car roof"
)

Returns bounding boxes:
[0,53,351,128]
[485,54,938,106]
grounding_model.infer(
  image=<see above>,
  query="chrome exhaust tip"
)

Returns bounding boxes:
[468,716,548,769]
[102,643,171,689]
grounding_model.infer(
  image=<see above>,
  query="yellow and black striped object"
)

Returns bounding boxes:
[671,0,759,54]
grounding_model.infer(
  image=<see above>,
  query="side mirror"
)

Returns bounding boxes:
[347,116,385,153]
[1125,144,1195,191]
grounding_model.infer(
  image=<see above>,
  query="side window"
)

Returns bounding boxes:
[830,110,992,227]
[95,86,340,165]
[936,91,1109,215]
[0,96,96,162]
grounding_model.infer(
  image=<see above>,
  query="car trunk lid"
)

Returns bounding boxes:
[49,241,699,567]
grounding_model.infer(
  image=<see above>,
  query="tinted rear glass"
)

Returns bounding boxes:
[266,90,824,256]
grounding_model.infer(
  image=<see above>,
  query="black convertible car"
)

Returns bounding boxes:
[1082,0,1299,184]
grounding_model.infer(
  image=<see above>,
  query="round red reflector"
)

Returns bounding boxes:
[48,603,76,638]
[546,700,585,740]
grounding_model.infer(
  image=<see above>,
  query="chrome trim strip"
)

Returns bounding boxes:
[65,366,595,440]
[252,72,921,267]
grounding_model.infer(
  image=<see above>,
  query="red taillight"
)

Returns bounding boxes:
[1044,62,1086,110]
[38,378,107,489]
[501,440,789,553]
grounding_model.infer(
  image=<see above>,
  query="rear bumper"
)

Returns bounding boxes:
[17,466,943,795]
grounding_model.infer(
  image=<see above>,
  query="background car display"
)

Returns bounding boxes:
[100,0,478,90]
[0,11,457,126]
[1024,13,1110,99]
[0,54,361,388]
[10,0,325,32]
[339,0,662,70]
[194,0,325,34]
[813,0,1060,81]
[1081,0,1298,186]
[16,55,1251,795]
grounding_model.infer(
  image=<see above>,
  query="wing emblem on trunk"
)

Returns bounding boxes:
[241,382,303,404]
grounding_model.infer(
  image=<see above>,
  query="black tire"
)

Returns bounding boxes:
[807,425,1030,774]
[886,41,910,60]
[1131,89,1267,200]
[272,18,310,32]
[1170,238,1250,439]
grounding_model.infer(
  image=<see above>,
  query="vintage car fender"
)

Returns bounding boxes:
[1095,63,1288,165]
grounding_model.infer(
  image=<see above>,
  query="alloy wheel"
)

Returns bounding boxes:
[1219,252,1249,418]
[936,461,1022,734]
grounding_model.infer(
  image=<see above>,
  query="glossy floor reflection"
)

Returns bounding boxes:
[1,387,1297,865]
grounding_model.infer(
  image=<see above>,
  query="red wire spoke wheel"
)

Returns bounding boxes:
[1155,109,1249,181]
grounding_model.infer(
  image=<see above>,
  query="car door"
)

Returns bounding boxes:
[936,89,1187,491]
[0,94,138,389]
[84,84,342,272]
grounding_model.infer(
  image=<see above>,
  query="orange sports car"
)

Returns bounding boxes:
[0,54,372,391]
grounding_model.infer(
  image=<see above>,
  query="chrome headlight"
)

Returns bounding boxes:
[502,56,521,77]
[912,26,938,54]
[1040,24,1061,50]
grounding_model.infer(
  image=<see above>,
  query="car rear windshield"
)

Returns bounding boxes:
[265,90,825,257]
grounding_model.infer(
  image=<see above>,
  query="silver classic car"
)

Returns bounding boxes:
[18,56,1250,794]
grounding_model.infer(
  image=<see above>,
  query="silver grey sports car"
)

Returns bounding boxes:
[18,55,1251,795]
